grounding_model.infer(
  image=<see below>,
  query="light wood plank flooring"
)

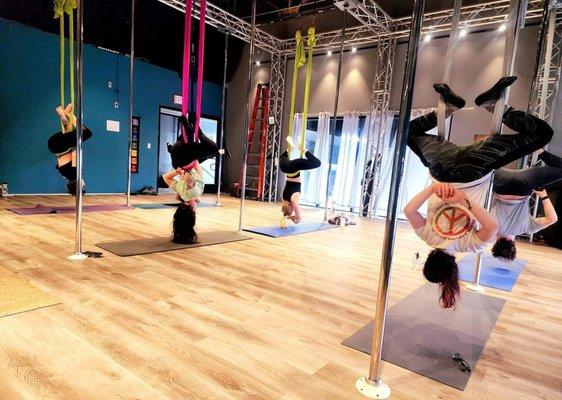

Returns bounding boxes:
[0,194,560,400]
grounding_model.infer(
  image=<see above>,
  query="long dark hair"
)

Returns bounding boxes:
[423,249,460,309]
[491,237,517,261]
[172,202,197,244]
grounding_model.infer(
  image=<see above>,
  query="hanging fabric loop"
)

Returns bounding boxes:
[287,30,306,154]
[300,26,316,157]
[180,0,193,143]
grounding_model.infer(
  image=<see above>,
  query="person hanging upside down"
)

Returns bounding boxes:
[162,161,205,244]
[47,103,93,195]
[280,136,321,225]
[405,77,554,308]
[168,113,224,170]
[490,150,561,260]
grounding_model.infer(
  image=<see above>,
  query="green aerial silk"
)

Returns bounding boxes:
[54,0,77,131]
[299,27,316,158]
[285,27,316,178]
[287,30,306,155]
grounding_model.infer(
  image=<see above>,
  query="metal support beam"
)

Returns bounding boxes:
[217,32,229,206]
[238,0,256,231]
[69,0,87,261]
[263,53,287,202]
[324,8,347,221]
[335,0,393,35]
[156,0,282,52]
[356,2,425,399]
[126,0,135,207]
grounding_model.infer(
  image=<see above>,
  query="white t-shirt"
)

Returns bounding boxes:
[413,174,494,254]
[170,169,205,201]
[491,195,544,236]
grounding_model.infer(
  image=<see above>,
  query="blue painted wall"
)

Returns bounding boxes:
[0,18,222,194]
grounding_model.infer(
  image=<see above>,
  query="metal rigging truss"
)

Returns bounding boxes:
[262,53,287,202]
[156,0,282,52]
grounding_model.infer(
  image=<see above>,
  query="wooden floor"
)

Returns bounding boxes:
[0,194,561,400]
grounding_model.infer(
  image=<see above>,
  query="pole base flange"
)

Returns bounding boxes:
[356,376,391,399]
[465,283,485,292]
[68,253,88,261]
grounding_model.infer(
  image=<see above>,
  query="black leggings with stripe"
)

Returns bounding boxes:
[407,107,553,183]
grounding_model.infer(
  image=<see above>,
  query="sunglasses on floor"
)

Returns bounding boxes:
[452,353,471,374]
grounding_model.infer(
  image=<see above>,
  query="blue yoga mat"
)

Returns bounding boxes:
[458,253,527,292]
[243,222,337,238]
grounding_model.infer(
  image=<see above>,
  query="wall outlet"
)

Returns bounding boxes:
[114,101,119,109]
[108,81,112,88]
[147,143,151,149]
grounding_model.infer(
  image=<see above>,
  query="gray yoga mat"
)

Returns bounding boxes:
[342,283,506,391]
[96,231,250,257]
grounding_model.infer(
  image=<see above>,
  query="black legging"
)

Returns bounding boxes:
[494,151,562,196]
[279,150,321,174]
[408,107,553,183]
[47,126,93,154]
[169,115,219,169]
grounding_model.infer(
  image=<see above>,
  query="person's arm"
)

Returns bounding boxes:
[163,169,180,188]
[404,184,440,229]
[443,188,499,242]
[534,189,558,227]
[290,192,301,223]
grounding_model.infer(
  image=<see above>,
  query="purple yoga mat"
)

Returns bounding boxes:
[7,204,132,215]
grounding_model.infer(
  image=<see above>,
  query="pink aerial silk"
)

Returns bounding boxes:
[194,0,206,138]
[180,0,192,143]
[181,0,206,143]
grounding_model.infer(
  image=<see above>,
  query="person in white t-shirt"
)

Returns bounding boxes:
[405,78,554,308]
[490,150,561,260]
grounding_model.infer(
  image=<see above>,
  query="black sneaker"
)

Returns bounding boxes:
[433,83,466,109]
[475,76,517,106]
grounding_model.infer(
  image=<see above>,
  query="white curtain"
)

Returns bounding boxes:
[331,111,361,209]
[375,109,432,218]
[302,112,331,204]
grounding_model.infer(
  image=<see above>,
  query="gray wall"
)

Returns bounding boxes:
[224,24,562,188]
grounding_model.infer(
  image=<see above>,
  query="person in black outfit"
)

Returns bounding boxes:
[168,113,222,170]
[279,137,321,225]
[47,104,93,195]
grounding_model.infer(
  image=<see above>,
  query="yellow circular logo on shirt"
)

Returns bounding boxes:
[432,203,475,240]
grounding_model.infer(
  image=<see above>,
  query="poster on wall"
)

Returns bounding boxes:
[131,116,140,173]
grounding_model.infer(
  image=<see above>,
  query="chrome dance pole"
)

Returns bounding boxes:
[238,0,256,231]
[126,0,136,206]
[355,1,425,398]
[217,31,229,206]
[69,0,87,261]
[323,6,347,221]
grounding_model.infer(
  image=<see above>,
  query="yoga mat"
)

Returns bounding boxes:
[0,266,60,318]
[342,283,506,391]
[134,202,217,210]
[243,222,337,238]
[458,253,527,292]
[96,230,250,257]
[7,204,132,215]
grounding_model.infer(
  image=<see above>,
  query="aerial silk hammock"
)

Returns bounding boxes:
[285,26,316,178]
[54,0,77,132]
[180,0,206,143]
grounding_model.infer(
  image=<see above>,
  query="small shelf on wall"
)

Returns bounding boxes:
[131,116,140,173]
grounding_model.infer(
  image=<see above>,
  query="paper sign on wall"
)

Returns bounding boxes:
[106,120,120,132]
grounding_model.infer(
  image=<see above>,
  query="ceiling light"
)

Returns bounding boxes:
[327,50,332,56]
[499,24,506,32]
[459,29,467,37]
[352,46,357,53]
[256,60,260,66]
[424,34,432,43]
